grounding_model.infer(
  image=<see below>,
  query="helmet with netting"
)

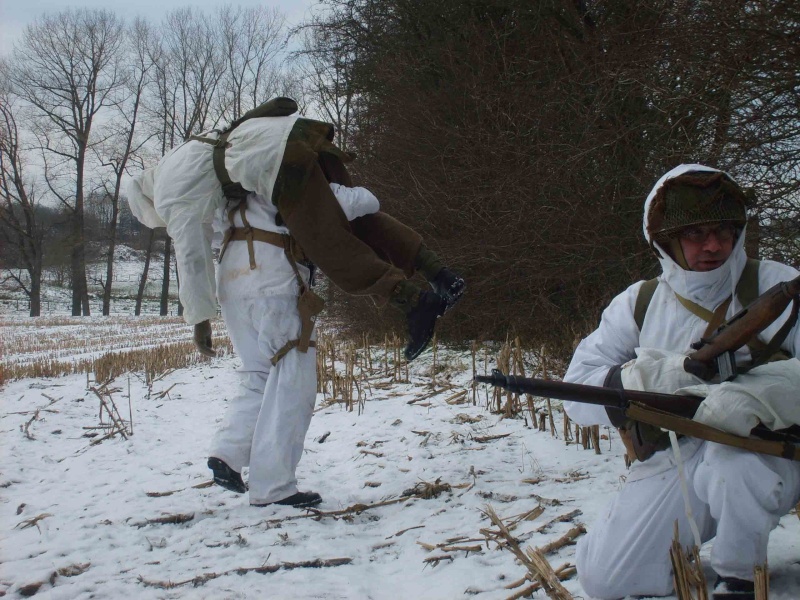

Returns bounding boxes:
[647,171,749,243]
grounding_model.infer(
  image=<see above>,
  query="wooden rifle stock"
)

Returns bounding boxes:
[687,275,800,380]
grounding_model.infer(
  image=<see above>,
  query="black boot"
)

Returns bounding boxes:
[253,491,323,508]
[712,576,755,600]
[207,457,247,494]
[430,267,465,312]
[404,290,447,361]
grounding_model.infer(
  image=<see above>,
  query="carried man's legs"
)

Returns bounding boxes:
[273,118,464,360]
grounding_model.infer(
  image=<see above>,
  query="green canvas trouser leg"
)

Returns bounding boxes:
[274,142,419,306]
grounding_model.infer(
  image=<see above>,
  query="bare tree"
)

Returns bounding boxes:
[159,8,226,142]
[0,61,45,316]
[294,23,358,151]
[92,18,155,315]
[217,5,287,122]
[10,9,125,316]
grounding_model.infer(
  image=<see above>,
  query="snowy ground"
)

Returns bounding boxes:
[2,321,799,599]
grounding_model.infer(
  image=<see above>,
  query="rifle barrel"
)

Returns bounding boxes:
[474,370,703,417]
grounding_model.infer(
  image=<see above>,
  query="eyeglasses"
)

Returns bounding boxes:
[676,223,738,244]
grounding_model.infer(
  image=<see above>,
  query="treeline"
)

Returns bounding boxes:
[0,6,303,317]
[309,0,800,356]
[2,1,799,358]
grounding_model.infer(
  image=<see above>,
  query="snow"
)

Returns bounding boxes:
[1,244,179,316]
[1,247,799,598]
[2,322,799,599]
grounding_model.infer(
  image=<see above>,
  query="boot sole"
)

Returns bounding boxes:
[439,280,465,314]
[207,457,247,494]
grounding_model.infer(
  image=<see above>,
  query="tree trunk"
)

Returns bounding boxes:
[102,199,120,316]
[29,263,42,317]
[160,234,172,316]
[135,227,155,316]
[175,265,184,317]
[70,214,90,316]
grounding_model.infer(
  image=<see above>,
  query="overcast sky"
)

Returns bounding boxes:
[0,0,319,56]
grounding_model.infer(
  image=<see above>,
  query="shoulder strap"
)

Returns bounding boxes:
[634,278,659,331]
[188,132,249,204]
[634,260,760,332]
[735,258,760,308]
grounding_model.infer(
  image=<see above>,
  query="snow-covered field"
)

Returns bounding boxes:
[2,316,800,600]
[1,249,799,599]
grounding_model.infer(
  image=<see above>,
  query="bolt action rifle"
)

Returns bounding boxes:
[684,274,800,380]
[475,273,800,462]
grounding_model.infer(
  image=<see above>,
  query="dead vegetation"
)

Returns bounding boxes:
[0,316,231,382]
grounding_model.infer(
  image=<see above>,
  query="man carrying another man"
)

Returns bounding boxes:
[127,98,464,508]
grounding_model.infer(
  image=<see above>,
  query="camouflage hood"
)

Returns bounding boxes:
[643,164,749,309]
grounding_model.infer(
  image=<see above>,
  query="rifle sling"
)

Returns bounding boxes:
[625,402,800,462]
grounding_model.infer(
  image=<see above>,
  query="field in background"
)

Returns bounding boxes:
[0,245,180,317]
[0,316,230,383]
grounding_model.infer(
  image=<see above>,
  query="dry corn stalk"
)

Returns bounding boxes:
[669,521,708,600]
[754,563,769,600]
[483,506,574,600]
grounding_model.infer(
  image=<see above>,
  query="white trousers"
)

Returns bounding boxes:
[209,294,317,505]
[577,442,800,599]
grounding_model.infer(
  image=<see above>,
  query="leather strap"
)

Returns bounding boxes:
[271,339,317,366]
[626,402,800,461]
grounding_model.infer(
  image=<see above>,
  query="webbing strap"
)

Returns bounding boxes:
[221,223,323,362]
[634,278,658,331]
[238,203,257,270]
[626,402,800,461]
[271,340,317,366]
[674,294,732,338]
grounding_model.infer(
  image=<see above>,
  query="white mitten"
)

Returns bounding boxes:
[329,183,380,221]
[693,359,800,436]
[620,347,707,393]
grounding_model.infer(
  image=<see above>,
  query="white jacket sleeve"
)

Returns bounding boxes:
[329,183,381,221]
[126,167,165,229]
[693,359,800,436]
[562,282,644,426]
[152,141,222,326]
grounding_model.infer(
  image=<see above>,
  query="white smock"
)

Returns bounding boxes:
[126,115,380,504]
[562,164,800,598]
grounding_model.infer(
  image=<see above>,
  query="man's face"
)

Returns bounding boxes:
[677,222,736,271]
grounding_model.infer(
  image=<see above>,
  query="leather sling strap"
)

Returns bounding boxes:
[626,402,800,461]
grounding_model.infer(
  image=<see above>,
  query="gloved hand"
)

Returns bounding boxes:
[620,348,707,394]
[193,320,216,358]
[694,359,800,436]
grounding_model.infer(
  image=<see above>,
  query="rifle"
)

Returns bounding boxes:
[685,274,800,380]
[475,274,800,462]
[475,370,800,462]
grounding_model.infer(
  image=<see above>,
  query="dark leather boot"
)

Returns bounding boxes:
[404,290,447,361]
[430,267,465,313]
[712,576,755,600]
[207,457,247,494]
[252,491,322,508]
